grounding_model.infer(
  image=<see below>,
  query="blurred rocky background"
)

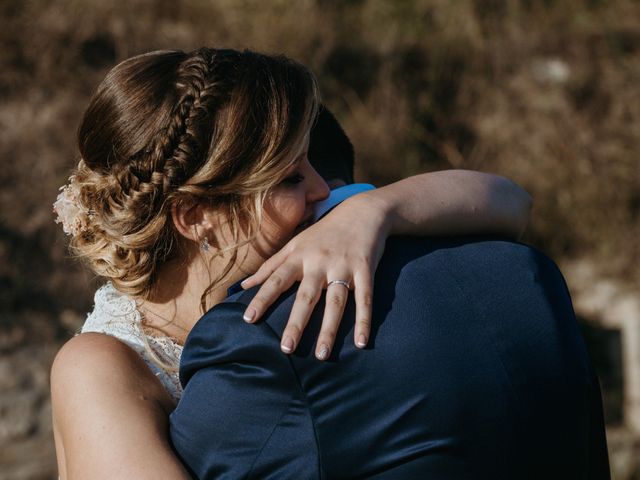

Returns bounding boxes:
[0,0,638,478]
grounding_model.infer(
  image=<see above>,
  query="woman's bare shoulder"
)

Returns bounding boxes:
[54,331,143,367]
[51,332,173,415]
[51,333,187,479]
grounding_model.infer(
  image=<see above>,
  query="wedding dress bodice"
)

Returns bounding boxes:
[80,283,183,402]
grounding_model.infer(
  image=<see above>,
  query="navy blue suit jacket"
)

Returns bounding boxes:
[170,237,609,479]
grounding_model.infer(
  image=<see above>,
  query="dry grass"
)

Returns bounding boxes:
[0,0,637,325]
[0,0,638,326]
[1,1,639,477]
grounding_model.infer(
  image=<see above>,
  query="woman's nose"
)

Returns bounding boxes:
[307,166,330,203]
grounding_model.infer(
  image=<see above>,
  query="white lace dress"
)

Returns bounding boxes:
[80,283,183,402]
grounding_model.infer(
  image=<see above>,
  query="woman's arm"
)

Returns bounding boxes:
[51,333,191,480]
[241,170,532,360]
[361,169,531,239]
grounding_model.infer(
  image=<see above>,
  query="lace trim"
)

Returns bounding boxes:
[80,283,183,402]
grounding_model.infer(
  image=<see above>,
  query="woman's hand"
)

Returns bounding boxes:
[241,170,532,361]
[241,193,391,361]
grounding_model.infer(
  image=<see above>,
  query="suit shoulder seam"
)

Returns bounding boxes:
[255,318,324,479]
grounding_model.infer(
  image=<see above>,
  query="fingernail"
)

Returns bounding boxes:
[317,344,329,361]
[243,307,256,323]
[356,334,367,348]
[240,278,249,288]
[281,337,294,353]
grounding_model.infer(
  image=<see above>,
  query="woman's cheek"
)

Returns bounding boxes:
[260,196,300,246]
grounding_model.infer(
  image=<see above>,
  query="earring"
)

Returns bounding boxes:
[201,236,210,252]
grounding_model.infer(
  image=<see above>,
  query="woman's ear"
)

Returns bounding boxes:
[171,201,216,243]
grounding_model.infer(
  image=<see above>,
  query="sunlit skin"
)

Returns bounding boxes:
[52,164,532,478]
[253,146,330,257]
[123,133,330,345]
[241,170,532,361]
[49,46,536,480]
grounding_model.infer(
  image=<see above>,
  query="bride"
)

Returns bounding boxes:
[50,47,531,478]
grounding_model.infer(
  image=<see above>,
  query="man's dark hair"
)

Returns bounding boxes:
[309,105,355,184]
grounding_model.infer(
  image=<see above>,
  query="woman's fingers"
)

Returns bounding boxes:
[243,262,298,323]
[244,262,372,358]
[315,278,350,361]
[241,248,288,290]
[238,218,381,359]
[353,268,374,349]
[280,275,324,354]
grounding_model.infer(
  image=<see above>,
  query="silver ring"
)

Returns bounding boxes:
[327,279,350,289]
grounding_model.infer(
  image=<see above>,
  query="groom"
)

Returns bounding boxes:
[169,108,610,479]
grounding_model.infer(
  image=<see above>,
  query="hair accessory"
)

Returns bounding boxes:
[52,177,91,236]
[327,279,350,290]
[201,236,211,252]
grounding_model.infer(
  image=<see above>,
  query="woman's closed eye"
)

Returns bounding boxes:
[283,173,305,185]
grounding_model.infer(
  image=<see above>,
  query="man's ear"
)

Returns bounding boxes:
[171,201,217,243]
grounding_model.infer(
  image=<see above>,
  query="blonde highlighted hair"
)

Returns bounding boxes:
[66,48,319,303]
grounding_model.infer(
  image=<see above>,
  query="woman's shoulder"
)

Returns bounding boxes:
[77,283,183,402]
[50,333,188,479]
[51,333,175,437]
[51,332,172,406]
[54,330,146,369]
[51,333,173,436]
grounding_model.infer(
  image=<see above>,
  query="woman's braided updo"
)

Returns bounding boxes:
[64,48,319,299]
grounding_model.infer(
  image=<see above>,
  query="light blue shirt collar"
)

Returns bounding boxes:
[313,183,376,222]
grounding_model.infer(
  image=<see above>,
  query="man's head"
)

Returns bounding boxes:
[308,106,355,188]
